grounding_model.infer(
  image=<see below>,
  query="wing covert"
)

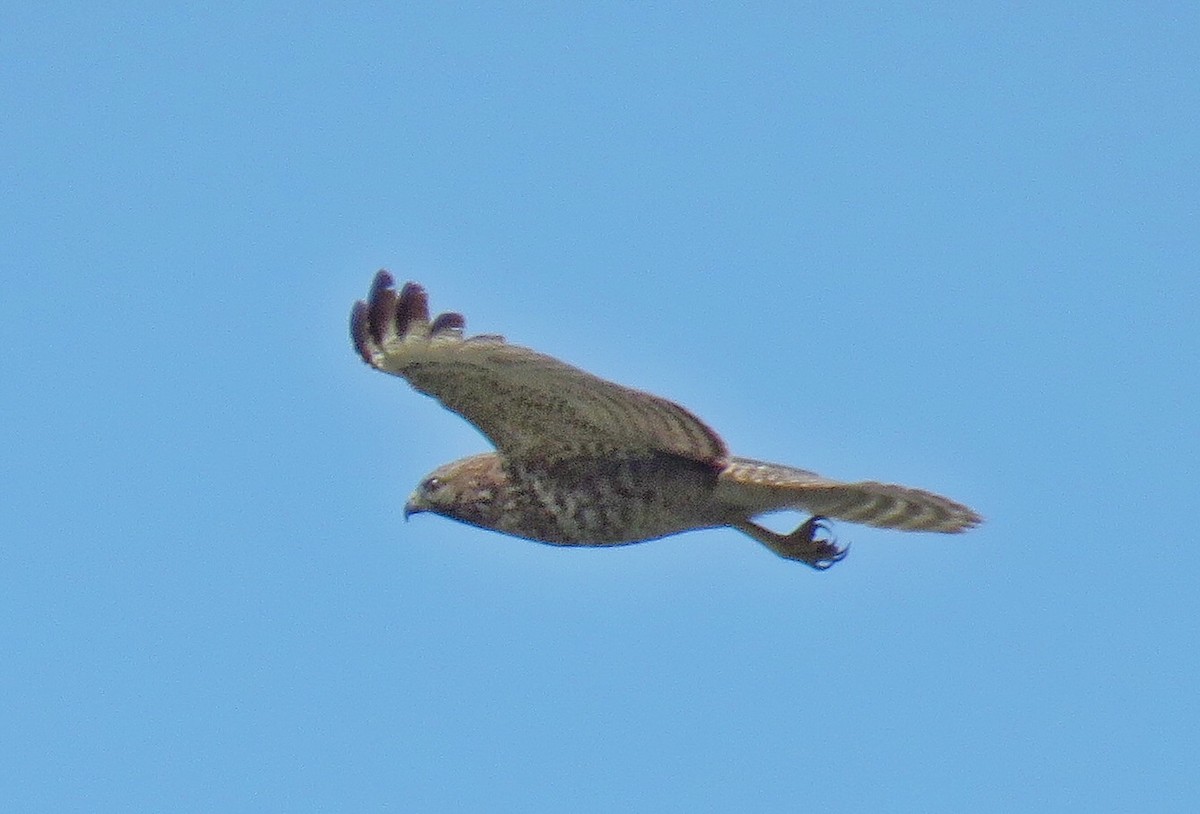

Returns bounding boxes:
[351,271,727,467]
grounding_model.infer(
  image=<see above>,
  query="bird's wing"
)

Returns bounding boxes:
[719,457,981,533]
[351,271,728,467]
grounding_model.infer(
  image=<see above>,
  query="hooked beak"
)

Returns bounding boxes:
[403,494,425,521]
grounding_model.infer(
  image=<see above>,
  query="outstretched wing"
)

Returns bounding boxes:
[718,457,981,533]
[351,271,727,467]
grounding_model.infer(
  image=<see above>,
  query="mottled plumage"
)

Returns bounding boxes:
[352,271,981,569]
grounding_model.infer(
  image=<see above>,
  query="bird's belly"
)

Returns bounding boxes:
[511,457,724,546]
[520,501,719,546]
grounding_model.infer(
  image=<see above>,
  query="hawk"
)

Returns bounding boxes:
[352,271,981,569]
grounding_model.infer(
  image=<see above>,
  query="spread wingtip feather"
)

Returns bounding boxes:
[350,301,372,364]
[353,273,471,368]
[396,282,430,337]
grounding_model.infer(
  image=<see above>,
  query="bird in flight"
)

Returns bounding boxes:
[351,272,980,569]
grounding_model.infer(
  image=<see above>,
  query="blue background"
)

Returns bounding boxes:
[4,4,1197,811]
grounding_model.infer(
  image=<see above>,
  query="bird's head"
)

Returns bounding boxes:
[404,453,509,531]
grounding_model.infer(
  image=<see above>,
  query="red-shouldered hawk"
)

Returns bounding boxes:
[352,272,980,569]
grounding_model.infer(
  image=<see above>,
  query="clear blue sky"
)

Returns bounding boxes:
[4,4,1198,811]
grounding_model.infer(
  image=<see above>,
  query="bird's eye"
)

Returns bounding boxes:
[423,476,442,493]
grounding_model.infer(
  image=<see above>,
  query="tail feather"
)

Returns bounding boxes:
[791,480,981,533]
[720,457,981,533]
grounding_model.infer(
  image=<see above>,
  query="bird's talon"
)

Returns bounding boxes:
[788,515,848,570]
